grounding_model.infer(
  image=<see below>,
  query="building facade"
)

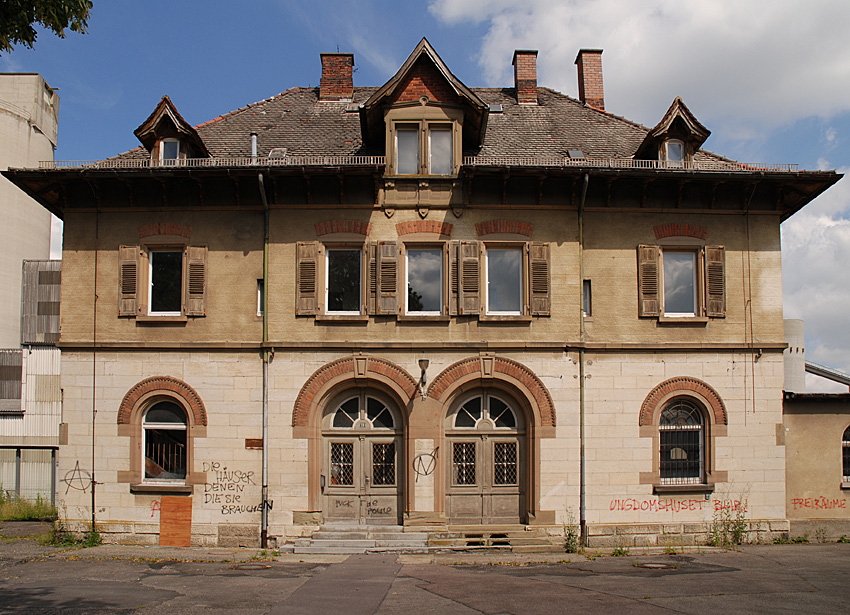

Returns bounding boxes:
[4,40,841,547]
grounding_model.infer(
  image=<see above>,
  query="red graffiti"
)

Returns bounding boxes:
[609,499,706,513]
[791,497,847,511]
[714,499,748,513]
[150,500,161,518]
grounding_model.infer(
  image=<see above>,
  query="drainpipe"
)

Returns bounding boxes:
[578,173,589,546]
[258,172,270,548]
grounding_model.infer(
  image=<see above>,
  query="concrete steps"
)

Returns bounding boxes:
[427,524,564,552]
[292,524,429,554]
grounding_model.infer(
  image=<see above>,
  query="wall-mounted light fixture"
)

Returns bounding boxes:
[418,358,430,398]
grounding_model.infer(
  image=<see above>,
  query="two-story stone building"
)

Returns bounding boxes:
[5,39,840,548]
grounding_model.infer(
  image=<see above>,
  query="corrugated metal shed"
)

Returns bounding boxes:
[20,260,61,345]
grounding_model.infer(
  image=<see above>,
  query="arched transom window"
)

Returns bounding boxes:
[143,401,188,481]
[330,395,396,430]
[659,398,705,485]
[451,394,520,430]
[842,426,850,483]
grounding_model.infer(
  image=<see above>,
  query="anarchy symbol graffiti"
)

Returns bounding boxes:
[62,460,93,494]
[412,452,437,481]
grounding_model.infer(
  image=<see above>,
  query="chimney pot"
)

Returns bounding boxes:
[512,50,538,105]
[319,53,354,102]
[575,49,604,111]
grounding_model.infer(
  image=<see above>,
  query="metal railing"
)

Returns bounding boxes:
[38,155,799,173]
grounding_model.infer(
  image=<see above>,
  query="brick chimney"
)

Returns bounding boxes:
[319,53,354,101]
[512,50,538,105]
[575,49,604,110]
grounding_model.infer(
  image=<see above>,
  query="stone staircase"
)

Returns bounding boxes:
[426,524,564,553]
[292,523,429,554]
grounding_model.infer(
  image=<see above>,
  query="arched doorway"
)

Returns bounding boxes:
[444,391,526,524]
[321,390,404,524]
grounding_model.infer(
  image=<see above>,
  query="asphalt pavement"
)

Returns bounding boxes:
[1,521,848,614]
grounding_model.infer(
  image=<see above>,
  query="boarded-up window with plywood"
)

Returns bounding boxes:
[159,495,192,547]
[0,350,23,413]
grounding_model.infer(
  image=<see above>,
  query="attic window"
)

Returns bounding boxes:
[568,149,585,159]
[159,138,180,165]
[488,103,503,114]
[662,139,685,168]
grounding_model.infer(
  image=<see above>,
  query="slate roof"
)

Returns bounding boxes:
[112,86,729,164]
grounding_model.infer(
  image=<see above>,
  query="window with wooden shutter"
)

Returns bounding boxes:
[0,349,23,413]
[704,246,726,318]
[449,241,459,316]
[376,241,398,315]
[119,245,140,317]
[296,241,320,315]
[529,242,551,316]
[458,240,480,315]
[366,242,378,315]
[184,246,207,317]
[638,245,660,317]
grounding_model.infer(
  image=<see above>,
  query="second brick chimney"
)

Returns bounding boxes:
[319,53,354,102]
[513,50,538,105]
[575,49,604,111]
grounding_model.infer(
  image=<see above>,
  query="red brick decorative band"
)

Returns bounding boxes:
[395,220,453,237]
[653,224,707,240]
[315,220,371,236]
[292,356,417,427]
[639,377,727,426]
[117,376,207,426]
[137,223,192,239]
[427,356,555,427]
[475,219,533,237]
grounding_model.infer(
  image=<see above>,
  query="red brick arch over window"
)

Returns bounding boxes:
[427,356,555,427]
[117,376,207,426]
[292,356,418,427]
[639,377,727,427]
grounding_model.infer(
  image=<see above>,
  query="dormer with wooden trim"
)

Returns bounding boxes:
[634,97,710,167]
[134,95,210,165]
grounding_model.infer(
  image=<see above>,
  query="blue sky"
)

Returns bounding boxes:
[2,1,849,389]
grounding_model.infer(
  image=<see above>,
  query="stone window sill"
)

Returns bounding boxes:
[130,483,193,495]
[658,316,708,326]
[653,483,714,495]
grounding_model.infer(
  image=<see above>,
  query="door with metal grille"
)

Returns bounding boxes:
[445,393,525,524]
[322,393,402,524]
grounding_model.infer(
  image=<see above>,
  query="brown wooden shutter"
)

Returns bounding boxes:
[637,244,660,317]
[296,241,320,315]
[0,349,23,412]
[366,242,378,315]
[118,245,140,316]
[705,245,726,318]
[185,246,207,317]
[449,241,459,316]
[529,242,551,316]
[458,240,480,315]
[376,241,398,315]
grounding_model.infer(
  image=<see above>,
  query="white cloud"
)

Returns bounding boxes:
[429,1,850,130]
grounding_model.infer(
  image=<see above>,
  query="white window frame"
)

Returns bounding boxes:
[661,248,699,318]
[325,247,362,316]
[148,249,183,317]
[662,139,685,168]
[159,138,180,165]
[485,246,524,316]
[142,402,188,484]
[843,426,850,483]
[257,279,264,317]
[405,246,443,316]
[658,399,706,486]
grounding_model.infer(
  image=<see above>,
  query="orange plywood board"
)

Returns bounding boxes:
[159,496,192,546]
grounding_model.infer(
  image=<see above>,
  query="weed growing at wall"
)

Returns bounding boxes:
[708,487,749,548]
[564,508,580,553]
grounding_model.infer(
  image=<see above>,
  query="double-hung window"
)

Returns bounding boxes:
[118,244,207,319]
[486,247,523,315]
[662,139,685,168]
[326,248,362,314]
[159,138,180,166]
[638,244,725,320]
[406,247,443,315]
[659,399,705,485]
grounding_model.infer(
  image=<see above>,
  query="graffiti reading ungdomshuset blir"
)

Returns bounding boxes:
[609,498,747,513]
[202,461,272,515]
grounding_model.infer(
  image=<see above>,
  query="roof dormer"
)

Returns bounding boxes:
[359,38,489,153]
[134,95,210,164]
[634,97,710,166]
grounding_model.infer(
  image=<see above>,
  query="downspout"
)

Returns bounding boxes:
[91,209,99,533]
[258,171,270,548]
[578,173,589,545]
